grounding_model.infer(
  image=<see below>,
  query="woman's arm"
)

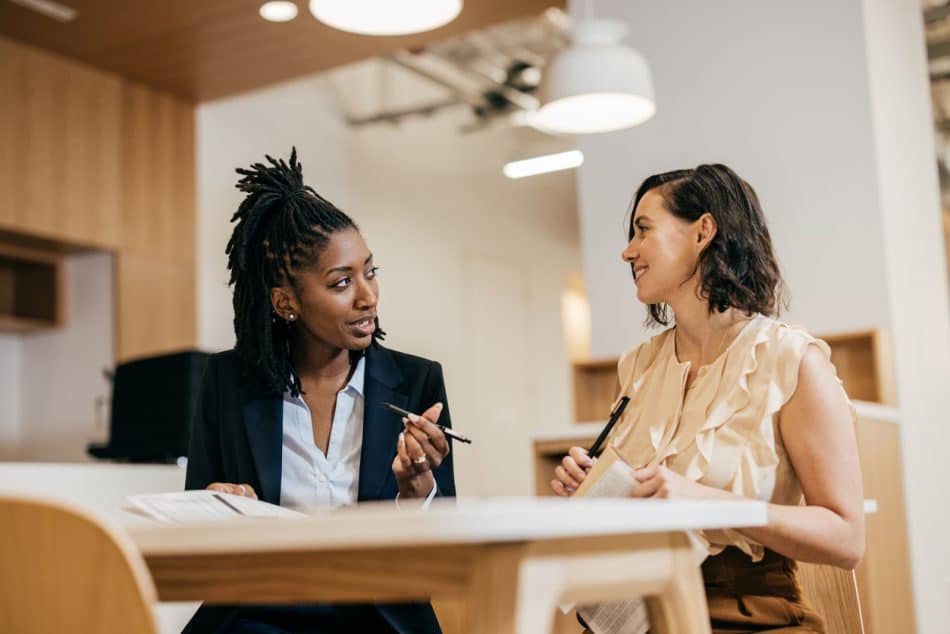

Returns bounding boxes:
[423,361,456,498]
[743,343,865,568]
[185,356,224,491]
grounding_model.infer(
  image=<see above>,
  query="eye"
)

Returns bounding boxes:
[330,277,351,289]
[366,266,380,279]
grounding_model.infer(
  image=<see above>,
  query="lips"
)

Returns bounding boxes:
[348,315,376,337]
[633,264,649,281]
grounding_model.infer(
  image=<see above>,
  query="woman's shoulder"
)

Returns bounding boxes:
[369,344,443,374]
[749,316,832,363]
[617,327,675,383]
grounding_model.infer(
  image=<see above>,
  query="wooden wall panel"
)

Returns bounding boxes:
[854,418,916,634]
[0,38,26,231]
[115,254,195,362]
[115,80,196,362]
[119,82,196,263]
[0,37,121,249]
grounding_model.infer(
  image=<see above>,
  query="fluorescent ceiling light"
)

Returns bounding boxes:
[259,1,298,22]
[309,0,462,36]
[9,0,77,21]
[536,19,655,135]
[503,150,584,179]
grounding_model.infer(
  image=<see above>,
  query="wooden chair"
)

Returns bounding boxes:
[0,494,159,634]
[798,561,865,634]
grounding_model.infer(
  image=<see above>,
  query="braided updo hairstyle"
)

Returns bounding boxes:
[226,148,384,396]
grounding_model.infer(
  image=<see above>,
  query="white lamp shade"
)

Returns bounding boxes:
[537,19,656,134]
[309,0,462,36]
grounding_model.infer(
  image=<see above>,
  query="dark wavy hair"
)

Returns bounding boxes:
[629,164,788,327]
[226,148,384,396]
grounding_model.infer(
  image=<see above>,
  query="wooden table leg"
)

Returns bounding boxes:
[466,532,710,634]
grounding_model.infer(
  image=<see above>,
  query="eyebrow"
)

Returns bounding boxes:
[325,254,373,276]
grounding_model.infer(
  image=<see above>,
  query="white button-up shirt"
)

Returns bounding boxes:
[279,357,366,508]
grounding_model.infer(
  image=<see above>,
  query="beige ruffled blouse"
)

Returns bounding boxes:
[608,314,853,562]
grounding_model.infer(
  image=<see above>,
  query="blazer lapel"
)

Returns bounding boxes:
[243,397,283,505]
[359,345,406,501]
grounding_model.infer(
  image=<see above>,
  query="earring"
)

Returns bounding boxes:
[287,313,296,322]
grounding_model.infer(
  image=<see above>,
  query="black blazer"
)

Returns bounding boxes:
[183,343,456,634]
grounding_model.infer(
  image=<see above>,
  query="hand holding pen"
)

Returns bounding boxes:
[385,402,454,498]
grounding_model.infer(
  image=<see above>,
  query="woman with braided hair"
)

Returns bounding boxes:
[184,148,455,634]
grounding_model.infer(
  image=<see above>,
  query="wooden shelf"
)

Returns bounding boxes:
[569,328,896,422]
[0,243,64,332]
[572,359,620,422]
[821,329,895,406]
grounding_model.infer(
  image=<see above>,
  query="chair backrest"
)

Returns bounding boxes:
[0,494,158,634]
[798,561,865,634]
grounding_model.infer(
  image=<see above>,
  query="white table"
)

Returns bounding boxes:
[127,497,767,634]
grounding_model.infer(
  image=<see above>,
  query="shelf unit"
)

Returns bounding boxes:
[570,328,896,421]
[0,243,64,332]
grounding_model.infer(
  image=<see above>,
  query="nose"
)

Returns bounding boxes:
[621,239,637,263]
[354,277,377,309]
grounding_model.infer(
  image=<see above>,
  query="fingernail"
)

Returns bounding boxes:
[435,402,443,410]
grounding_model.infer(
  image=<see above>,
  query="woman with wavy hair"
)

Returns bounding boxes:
[553,164,864,633]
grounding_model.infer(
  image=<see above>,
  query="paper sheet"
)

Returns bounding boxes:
[125,490,304,524]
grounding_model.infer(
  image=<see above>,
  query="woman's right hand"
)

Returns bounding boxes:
[207,482,258,499]
[551,446,595,497]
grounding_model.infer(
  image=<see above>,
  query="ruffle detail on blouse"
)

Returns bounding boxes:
[694,320,836,562]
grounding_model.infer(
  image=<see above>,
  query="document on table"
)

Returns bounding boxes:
[125,490,305,524]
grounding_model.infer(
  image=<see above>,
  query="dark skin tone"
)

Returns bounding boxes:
[208,228,449,500]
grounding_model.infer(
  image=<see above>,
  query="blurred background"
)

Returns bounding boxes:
[0,0,948,632]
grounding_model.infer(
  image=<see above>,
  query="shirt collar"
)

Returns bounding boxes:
[283,355,366,400]
[345,355,366,398]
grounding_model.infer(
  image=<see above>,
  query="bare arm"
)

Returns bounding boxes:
[733,344,865,568]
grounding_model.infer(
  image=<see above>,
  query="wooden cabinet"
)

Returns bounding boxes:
[0,243,64,331]
[0,36,196,358]
[114,82,196,362]
[0,37,122,250]
[114,254,195,361]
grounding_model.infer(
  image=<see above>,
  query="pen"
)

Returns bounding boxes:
[588,395,630,458]
[212,492,245,515]
[381,401,473,444]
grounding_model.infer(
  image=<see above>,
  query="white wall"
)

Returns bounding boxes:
[0,336,21,459]
[862,0,950,629]
[573,0,950,630]
[573,0,889,358]
[197,62,581,496]
[18,252,114,461]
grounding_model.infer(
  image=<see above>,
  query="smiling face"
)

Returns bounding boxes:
[621,189,710,306]
[270,227,379,352]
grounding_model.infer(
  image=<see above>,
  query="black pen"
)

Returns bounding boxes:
[381,402,473,444]
[588,395,630,458]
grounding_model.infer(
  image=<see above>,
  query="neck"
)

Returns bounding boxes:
[668,291,751,364]
[290,330,353,381]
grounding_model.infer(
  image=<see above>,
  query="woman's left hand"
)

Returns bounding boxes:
[392,402,450,498]
[630,465,721,500]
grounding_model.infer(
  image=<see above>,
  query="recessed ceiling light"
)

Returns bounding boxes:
[309,0,462,36]
[259,1,299,22]
[503,150,584,179]
[9,0,77,22]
